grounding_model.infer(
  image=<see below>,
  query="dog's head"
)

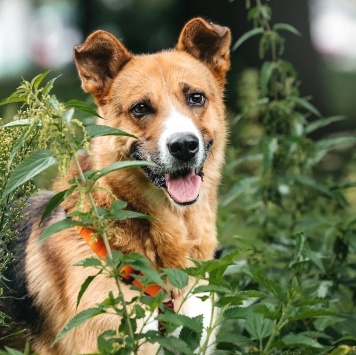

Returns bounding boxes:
[74,18,231,206]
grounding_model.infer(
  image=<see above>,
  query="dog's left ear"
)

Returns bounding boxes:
[177,18,231,84]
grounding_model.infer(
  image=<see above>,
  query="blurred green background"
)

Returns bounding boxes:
[1,0,355,214]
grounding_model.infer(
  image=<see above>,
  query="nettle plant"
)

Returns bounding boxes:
[219,0,356,354]
[1,2,356,355]
[0,72,254,355]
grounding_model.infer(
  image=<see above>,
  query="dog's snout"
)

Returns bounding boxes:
[167,133,199,161]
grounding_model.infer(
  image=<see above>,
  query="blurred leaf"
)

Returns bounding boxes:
[31,70,51,90]
[85,124,136,139]
[287,96,321,117]
[305,116,346,134]
[233,27,264,51]
[273,23,302,36]
[2,149,57,198]
[281,333,323,348]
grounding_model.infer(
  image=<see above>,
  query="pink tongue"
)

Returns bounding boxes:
[165,169,202,204]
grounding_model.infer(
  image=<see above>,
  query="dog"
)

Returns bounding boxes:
[2,17,230,354]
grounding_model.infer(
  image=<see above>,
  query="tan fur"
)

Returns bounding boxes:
[20,18,230,354]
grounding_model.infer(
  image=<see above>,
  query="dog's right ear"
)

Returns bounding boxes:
[74,31,132,103]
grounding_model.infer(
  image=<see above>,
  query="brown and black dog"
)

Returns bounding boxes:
[3,18,231,354]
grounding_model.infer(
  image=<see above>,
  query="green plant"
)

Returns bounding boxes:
[218,0,356,353]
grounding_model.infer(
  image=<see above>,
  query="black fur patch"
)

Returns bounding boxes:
[2,191,55,339]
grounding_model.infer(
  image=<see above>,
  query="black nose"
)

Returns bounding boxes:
[167,133,199,161]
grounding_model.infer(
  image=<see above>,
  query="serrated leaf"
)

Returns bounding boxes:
[85,124,136,139]
[92,160,158,182]
[273,23,302,36]
[316,136,356,150]
[40,188,75,224]
[53,307,105,345]
[77,273,101,308]
[145,332,192,354]
[223,307,250,320]
[157,312,203,334]
[162,268,189,289]
[65,99,102,118]
[289,307,336,321]
[245,312,275,340]
[38,219,83,244]
[281,333,323,348]
[42,75,61,96]
[216,332,252,345]
[2,149,57,198]
[232,27,264,51]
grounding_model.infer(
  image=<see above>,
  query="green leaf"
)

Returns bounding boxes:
[2,149,57,198]
[53,307,105,345]
[42,75,61,96]
[157,312,203,334]
[74,257,104,268]
[289,307,336,321]
[232,27,264,51]
[287,96,321,117]
[76,273,102,308]
[216,332,252,345]
[38,219,83,244]
[316,136,356,150]
[262,137,278,175]
[65,99,102,118]
[273,23,302,36]
[281,333,323,348]
[305,116,346,134]
[0,90,27,106]
[287,174,333,197]
[85,124,136,139]
[260,61,275,96]
[40,188,75,224]
[62,107,75,123]
[145,332,193,354]
[245,312,275,340]
[92,160,158,182]
[109,200,152,221]
[32,70,51,90]
[162,268,189,289]
[192,285,231,294]
[2,119,33,127]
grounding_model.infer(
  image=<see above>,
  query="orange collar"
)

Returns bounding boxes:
[76,226,164,298]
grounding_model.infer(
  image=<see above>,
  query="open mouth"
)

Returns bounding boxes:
[142,165,204,205]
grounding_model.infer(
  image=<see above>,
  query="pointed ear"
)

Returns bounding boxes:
[177,18,231,84]
[74,30,132,103]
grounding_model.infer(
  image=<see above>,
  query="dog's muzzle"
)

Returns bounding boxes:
[131,137,212,206]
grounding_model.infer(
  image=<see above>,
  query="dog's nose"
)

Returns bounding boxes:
[167,133,199,161]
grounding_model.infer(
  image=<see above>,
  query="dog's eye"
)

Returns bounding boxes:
[130,102,152,118]
[188,93,206,107]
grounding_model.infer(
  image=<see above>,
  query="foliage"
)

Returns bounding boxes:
[219,0,356,353]
[1,0,356,354]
